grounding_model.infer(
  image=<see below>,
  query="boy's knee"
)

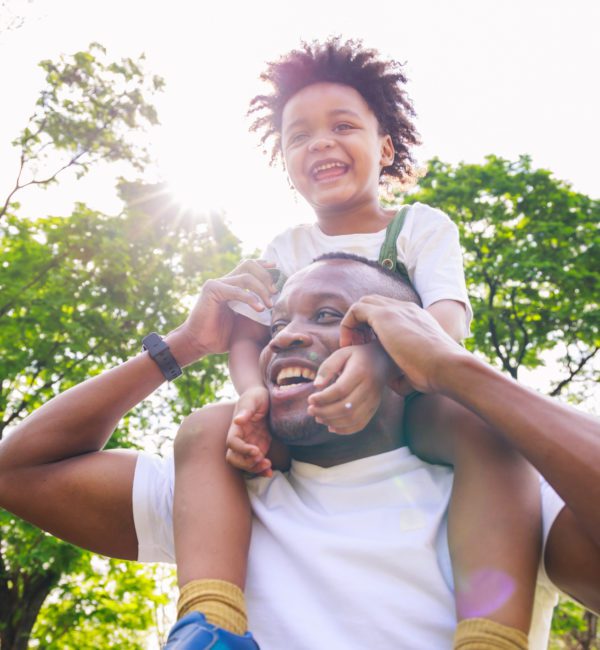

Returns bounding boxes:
[174,403,235,458]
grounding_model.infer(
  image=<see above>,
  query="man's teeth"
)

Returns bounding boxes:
[276,366,316,389]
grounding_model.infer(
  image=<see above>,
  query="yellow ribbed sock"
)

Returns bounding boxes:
[454,618,529,649]
[177,579,248,636]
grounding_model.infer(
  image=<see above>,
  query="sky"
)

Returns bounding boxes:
[1,0,599,254]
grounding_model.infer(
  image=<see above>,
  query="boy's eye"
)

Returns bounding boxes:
[334,123,354,132]
[289,132,308,145]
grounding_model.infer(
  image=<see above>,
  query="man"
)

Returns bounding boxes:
[0,255,598,649]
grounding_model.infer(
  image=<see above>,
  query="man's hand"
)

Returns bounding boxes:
[340,296,468,394]
[173,259,278,364]
[307,341,393,434]
[226,386,273,477]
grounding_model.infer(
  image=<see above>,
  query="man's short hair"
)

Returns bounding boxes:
[312,252,422,305]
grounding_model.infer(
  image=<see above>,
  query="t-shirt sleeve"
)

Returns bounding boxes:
[132,452,176,563]
[538,477,566,590]
[399,203,473,336]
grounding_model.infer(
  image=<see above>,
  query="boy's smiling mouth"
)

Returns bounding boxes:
[311,159,349,181]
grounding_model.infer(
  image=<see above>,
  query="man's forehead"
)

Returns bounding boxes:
[273,259,385,313]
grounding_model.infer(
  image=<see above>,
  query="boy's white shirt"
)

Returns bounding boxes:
[230,202,473,337]
[133,448,564,650]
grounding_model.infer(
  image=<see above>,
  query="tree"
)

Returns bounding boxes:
[0,191,241,649]
[405,155,599,400]
[0,41,164,221]
[0,44,240,649]
[403,155,599,647]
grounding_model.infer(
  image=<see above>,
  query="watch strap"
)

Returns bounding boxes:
[142,332,182,381]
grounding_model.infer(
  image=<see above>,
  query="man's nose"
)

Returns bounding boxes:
[269,324,313,352]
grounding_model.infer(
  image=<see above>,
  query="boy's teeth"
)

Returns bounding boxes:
[314,162,345,173]
[276,366,316,386]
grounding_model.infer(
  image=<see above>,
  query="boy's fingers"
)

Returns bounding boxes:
[250,458,272,477]
[227,435,262,458]
[309,371,361,406]
[232,409,252,424]
[226,449,258,472]
[313,348,351,389]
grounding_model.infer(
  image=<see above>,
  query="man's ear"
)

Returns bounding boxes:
[380,134,395,168]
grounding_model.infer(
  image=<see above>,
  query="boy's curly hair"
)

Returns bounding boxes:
[249,37,420,183]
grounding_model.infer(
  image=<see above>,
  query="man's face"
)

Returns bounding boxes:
[259,259,397,448]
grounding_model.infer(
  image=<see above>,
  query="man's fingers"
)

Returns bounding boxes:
[339,301,376,347]
[224,272,274,308]
[203,280,265,313]
[228,259,278,296]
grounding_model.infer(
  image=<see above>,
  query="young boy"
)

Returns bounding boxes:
[167,38,540,649]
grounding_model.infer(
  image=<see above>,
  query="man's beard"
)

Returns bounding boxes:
[269,409,328,446]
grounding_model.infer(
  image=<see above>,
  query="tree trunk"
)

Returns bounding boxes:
[0,569,61,650]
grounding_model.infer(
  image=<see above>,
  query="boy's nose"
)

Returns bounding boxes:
[308,136,335,152]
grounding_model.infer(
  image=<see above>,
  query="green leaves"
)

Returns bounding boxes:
[0,185,240,647]
[1,43,164,221]
[404,155,599,397]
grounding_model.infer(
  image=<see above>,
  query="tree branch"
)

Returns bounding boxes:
[550,347,599,397]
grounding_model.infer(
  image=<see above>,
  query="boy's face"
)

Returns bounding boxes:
[281,82,394,215]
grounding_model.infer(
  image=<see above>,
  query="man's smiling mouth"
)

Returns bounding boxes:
[275,366,317,391]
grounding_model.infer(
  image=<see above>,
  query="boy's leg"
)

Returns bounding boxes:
[405,394,541,648]
[171,403,255,644]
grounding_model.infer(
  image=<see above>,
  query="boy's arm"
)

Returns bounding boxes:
[229,315,271,394]
[426,299,467,343]
[0,269,267,560]
[340,296,600,610]
[228,316,291,473]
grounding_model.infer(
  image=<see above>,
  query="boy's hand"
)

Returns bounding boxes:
[226,386,273,477]
[307,341,393,434]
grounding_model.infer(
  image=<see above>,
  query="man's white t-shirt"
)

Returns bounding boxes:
[231,202,473,337]
[133,448,564,650]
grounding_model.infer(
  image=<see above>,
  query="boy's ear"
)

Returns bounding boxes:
[379,134,395,168]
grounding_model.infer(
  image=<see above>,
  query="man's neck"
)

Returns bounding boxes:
[287,419,406,468]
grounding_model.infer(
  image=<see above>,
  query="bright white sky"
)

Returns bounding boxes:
[1,0,599,254]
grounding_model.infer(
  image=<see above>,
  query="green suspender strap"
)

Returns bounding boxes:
[378,205,410,279]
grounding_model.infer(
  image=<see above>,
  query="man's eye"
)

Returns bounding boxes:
[315,309,341,323]
[271,321,287,335]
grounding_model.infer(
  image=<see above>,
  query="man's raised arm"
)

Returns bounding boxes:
[0,261,273,560]
[341,295,600,611]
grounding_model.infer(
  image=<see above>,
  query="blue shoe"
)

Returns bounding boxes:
[164,611,260,649]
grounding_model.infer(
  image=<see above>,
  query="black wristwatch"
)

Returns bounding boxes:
[142,332,182,381]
